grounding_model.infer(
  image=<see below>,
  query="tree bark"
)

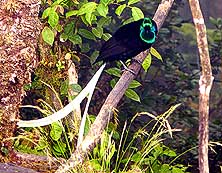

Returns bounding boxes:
[0,162,38,173]
[0,0,41,164]
[189,0,214,173]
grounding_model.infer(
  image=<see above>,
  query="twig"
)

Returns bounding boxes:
[188,0,214,173]
[67,60,81,140]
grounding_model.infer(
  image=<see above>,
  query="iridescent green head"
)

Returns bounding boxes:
[140,18,158,44]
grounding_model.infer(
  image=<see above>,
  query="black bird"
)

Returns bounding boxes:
[93,17,158,64]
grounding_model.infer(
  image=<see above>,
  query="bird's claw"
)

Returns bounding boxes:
[131,58,143,65]
[120,61,136,75]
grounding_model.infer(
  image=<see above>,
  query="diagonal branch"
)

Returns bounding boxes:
[56,0,175,172]
[188,0,214,173]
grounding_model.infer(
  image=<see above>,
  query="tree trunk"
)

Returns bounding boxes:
[0,0,42,163]
[189,0,213,172]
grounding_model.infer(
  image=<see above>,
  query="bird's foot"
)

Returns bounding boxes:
[120,61,136,75]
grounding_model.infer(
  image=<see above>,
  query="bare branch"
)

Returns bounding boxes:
[66,59,81,137]
[10,151,63,172]
[188,0,214,173]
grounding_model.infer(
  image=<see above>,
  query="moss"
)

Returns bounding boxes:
[31,39,68,108]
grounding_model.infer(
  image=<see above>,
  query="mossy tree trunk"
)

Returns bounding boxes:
[0,0,41,163]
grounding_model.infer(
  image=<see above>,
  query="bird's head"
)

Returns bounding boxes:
[140,18,158,44]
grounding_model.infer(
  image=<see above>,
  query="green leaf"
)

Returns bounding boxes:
[84,115,96,136]
[50,122,63,141]
[55,24,62,32]
[90,50,100,64]
[35,138,47,151]
[110,78,117,88]
[101,0,110,5]
[91,14,97,23]
[131,7,144,21]
[131,152,142,162]
[80,15,88,26]
[48,10,59,28]
[69,34,82,45]
[160,164,171,173]
[129,80,141,88]
[100,0,112,5]
[123,17,134,25]
[107,143,116,161]
[163,148,177,157]
[209,16,218,25]
[23,84,31,91]
[92,27,103,38]
[78,2,97,15]
[97,3,108,17]
[81,43,90,53]
[125,88,140,102]
[117,0,125,2]
[42,7,51,19]
[128,0,140,5]
[102,33,112,41]
[78,29,96,40]
[217,18,222,25]
[85,13,92,25]
[90,50,99,59]
[172,167,184,173]
[64,22,75,34]
[60,80,68,95]
[100,132,109,157]
[60,33,68,42]
[105,68,121,77]
[142,53,152,72]
[69,84,82,93]
[1,147,9,155]
[98,17,111,27]
[42,26,54,46]
[115,4,126,16]
[52,141,66,155]
[150,47,162,61]
[88,159,102,171]
[66,10,78,18]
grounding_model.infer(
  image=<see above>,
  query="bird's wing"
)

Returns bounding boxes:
[98,39,128,60]
[95,19,146,63]
[98,38,145,62]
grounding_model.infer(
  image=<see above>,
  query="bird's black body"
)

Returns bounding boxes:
[93,18,158,64]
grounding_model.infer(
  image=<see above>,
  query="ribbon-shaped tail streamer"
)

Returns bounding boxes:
[17,63,106,127]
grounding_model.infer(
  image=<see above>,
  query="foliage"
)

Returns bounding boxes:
[84,104,189,173]
[37,0,162,104]
[40,0,145,62]
[18,74,190,173]
[19,81,81,158]
[20,0,151,160]
[19,0,222,172]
